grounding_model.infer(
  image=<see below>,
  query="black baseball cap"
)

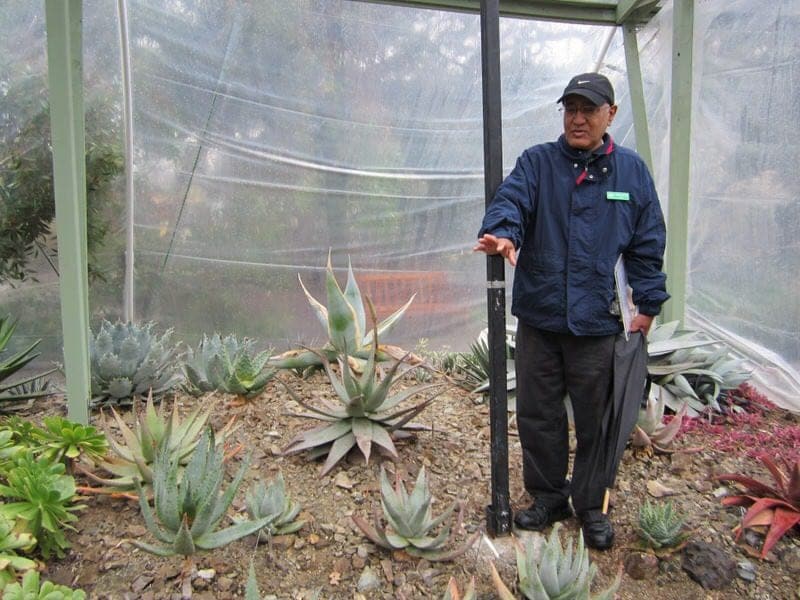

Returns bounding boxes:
[557,72,615,106]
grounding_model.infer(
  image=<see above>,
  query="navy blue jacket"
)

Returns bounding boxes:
[479,134,669,336]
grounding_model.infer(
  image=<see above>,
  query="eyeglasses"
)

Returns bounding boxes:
[559,104,607,118]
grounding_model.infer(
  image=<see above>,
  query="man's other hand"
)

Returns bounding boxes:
[630,314,654,335]
[474,234,517,267]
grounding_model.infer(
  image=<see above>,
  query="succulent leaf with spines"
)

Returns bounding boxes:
[89,320,183,406]
[242,472,305,541]
[0,315,56,403]
[638,499,690,549]
[352,467,479,561]
[133,426,270,557]
[631,392,688,453]
[491,523,621,600]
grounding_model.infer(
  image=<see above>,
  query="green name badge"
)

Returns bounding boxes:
[606,191,630,201]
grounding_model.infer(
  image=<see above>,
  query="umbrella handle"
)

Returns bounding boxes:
[602,488,611,514]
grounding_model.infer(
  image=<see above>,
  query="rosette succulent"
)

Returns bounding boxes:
[242,472,305,542]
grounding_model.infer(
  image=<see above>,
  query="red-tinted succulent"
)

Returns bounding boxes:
[714,454,800,558]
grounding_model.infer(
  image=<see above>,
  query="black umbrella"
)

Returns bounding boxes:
[597,331,650,514]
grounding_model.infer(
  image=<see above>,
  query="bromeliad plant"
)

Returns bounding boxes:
[182,334,277,401]
[241,472,305,542]
[86,392,229,495]
[491,523,621,600]
[270,255,416,372]
[0,452,84,559]
[352,467,479,561]
[2,569,86,600]
[89,320,183,406]
[714,454,800,558]
[637,499,690,551]
[133,427,270,597]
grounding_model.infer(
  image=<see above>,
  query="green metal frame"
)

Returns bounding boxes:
[44,0,690,423]
[45,0,91,424]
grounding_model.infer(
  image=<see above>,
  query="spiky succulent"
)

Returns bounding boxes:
[183,334,277,400]
[35,416,109,466]
[89,320,183,406]
[0,514,37,588]
[245,560,262,600]
[352,467,478,561]
[492,523,621,600]
[282,338,441,476]
[638,499,690,549]
[2,569,86,600]
[0,316,56,403]
[0,452,84,559]
[133,427,269,558]
[242,473,305,542]
[87,392,228,495]
[270,255,416,371]
[631,392,687,453]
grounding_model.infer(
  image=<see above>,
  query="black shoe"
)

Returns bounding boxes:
[513,502,572,531]
[579,509,614,550]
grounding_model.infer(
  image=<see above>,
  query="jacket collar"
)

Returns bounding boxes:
[558,133,614,162]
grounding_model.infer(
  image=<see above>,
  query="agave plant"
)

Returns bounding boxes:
[270,255,416,371]
[631,391,688,453]
[647,321,751,416]
[133,427,269,600]
[0,316,57,403]
[241,472,305,542]
[0,452,84,559]
[2,569,86,600]
[352,467,478,561]
[89,320,183,406]
[491,523,621,600]
[470,325,517,396]
[638,499,690,550]
[0,514,37,589]
[714,454,800,558]
[183,334,277,401]
[443,576,476,600]
[35,416,109,467]
[85,392,228,495]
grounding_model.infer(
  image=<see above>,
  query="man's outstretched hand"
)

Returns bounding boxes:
[474,234,517,266]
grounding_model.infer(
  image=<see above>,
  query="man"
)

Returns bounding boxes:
[474,72,669,549]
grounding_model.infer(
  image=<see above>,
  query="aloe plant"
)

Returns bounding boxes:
[491,523,621,600]
[89,320,183,406]
[245,560,263,600]
[242,473,305,541]
[0,514,37,589]
[133,427,270,597]
[2,569,86,600]
[86,392,229,495]
[0,453,84,559]
[270,255,415,371]
[0,316,57,403]
[352,467,478,561]
[631,392,688,453]
[35,416,109,466]
[638,499,690,550]
[183,334,277,400]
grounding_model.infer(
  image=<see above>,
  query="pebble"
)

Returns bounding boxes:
[737,560,756,582]
[357,566,381,592]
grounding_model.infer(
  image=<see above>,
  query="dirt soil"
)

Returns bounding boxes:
[21,372,800,600]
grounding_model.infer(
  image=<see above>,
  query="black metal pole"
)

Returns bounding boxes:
[480,0,511,537]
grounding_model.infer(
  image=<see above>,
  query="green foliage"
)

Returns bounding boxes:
[183,334,277,400]
[2,569,86,600]
[0,74,123,286]
[0,453,84,559]
[0,514,37,589]
[245,560,263,600]
[282,337,441,476]
[0,316,55,404]
[491,523,621,600]
[35,416,108,466]
[352,467,478,562]
[638,500,690,549]
[242,473,305,541]
[89,320,183,406]
[270,255,415,370]
[89,393,224,495]
[133,427,269,557]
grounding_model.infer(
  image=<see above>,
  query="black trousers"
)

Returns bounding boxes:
[515,322,615,514]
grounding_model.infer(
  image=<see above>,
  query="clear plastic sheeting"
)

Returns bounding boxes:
[0,0,797,410]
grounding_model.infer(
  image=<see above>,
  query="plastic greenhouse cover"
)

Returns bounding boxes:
[0,0,797,410]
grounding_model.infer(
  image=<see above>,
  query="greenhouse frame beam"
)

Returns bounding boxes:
[353,0,660,25]
[622,24,653,171]
[45,0,91,424]
[663,0,693,324]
